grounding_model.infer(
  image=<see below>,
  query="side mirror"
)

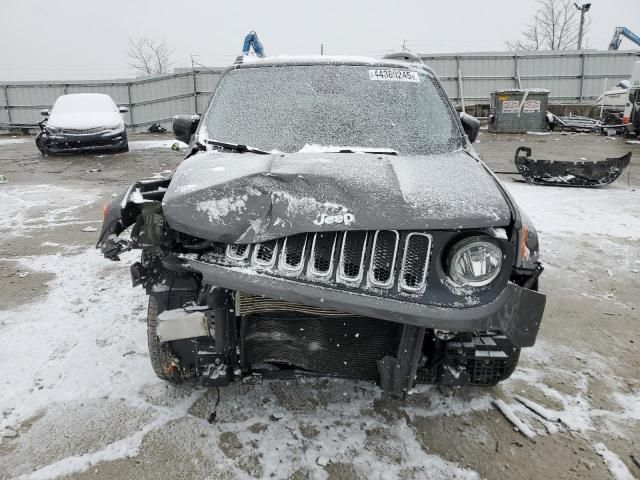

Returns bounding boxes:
[40,109,50,116]
[173,114,200,144]
[460,112,480,143]
[118,106,129,113]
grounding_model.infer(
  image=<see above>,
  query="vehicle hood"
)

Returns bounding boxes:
[47,112,123,130]
[162,150,512,243]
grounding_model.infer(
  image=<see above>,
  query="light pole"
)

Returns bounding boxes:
[574,2,591,50]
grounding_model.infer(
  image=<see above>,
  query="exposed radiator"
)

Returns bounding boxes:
[236,292,354,317]
[240,312,402,380]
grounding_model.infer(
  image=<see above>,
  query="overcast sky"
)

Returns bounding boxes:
[1,0,638,81]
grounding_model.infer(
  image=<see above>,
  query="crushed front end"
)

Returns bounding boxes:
[98,172,545,394]
[36,124,127,154]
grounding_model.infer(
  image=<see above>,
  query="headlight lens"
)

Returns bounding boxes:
[448,237,503,287]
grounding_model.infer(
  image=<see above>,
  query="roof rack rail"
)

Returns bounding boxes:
[382,52,423,63]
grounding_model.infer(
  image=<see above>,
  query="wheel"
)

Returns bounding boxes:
[121,142,129,153]
[147,294,182,383]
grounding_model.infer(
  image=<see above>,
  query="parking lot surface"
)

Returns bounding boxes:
[0,132,639,480]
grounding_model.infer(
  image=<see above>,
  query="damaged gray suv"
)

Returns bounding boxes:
[98,56,546,394]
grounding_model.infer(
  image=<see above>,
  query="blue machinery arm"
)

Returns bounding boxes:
[242,31,265,57]
[609,27,640,50]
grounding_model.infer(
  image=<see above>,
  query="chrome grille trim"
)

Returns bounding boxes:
[399,233,432,293]
[252,240,278,268]
[368,230,399,288]
[337,231,368,284]
[308,232,338,278]
[226,243,250,261]
[278,234,308,274]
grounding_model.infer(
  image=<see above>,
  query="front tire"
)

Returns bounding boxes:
[147,294,182,383]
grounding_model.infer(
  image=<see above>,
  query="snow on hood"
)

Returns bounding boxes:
[162,150,512,243]
[47,93,123,130]
[47,112,123,130]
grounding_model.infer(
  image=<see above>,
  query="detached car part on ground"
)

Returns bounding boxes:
[515,147,631,187]
[36,93,129,155]
[98,57,546,394]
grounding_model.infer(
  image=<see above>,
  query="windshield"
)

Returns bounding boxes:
[202,64,463,155]
[51,94,117,114]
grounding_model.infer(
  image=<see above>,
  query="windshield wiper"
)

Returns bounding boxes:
[297,145,399,155]
[334,148,398,155]
[206,139,270,155]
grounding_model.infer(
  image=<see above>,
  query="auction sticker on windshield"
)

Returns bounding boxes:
[369,69,420,82]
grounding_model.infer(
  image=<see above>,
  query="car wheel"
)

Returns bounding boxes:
[121,143,129,153]
[147,294,182,383]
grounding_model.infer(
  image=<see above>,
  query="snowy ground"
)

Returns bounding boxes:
[0,134,639,480]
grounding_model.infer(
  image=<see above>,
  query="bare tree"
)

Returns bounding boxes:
[127,37,174,76]
[506,0,589,51]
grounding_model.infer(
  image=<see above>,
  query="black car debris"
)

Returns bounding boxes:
[36,93,129,154]
[98,56,546,394]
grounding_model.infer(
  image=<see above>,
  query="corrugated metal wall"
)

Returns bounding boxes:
[0,68,224,132]
[421,50,638,105]
[1,50,638,131]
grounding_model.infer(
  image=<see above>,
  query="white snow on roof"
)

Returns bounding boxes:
[240,54,420,69]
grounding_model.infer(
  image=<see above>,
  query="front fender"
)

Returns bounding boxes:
[96,184,139,248]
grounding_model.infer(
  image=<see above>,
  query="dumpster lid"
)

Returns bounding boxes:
[493,88,550,94]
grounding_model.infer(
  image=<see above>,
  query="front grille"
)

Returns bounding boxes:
[219,230,432,295]
[59,126,110,135]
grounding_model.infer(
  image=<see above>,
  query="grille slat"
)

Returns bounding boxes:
[309,232,338,277]
[368,230,399,288]
[226,243,250,261]
[338,231,368,284]
[279,234,308,274]
[399,233,432,292]
[252,240,278,267]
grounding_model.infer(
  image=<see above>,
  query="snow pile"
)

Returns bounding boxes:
[0,184,100,236]
[0,137,29,146]
[594,443,635,480]
[505,182,640,240]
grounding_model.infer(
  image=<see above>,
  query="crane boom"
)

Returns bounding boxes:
[609,27,640,50]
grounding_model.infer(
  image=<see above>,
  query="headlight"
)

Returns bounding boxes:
[447,236,503,287]
[46,126,59,135]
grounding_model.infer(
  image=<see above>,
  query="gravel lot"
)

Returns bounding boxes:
[0,132,639,480]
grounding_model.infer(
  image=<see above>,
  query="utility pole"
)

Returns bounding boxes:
[574,2,591,50]
[321,43,324,55]
[402,40,407,52]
